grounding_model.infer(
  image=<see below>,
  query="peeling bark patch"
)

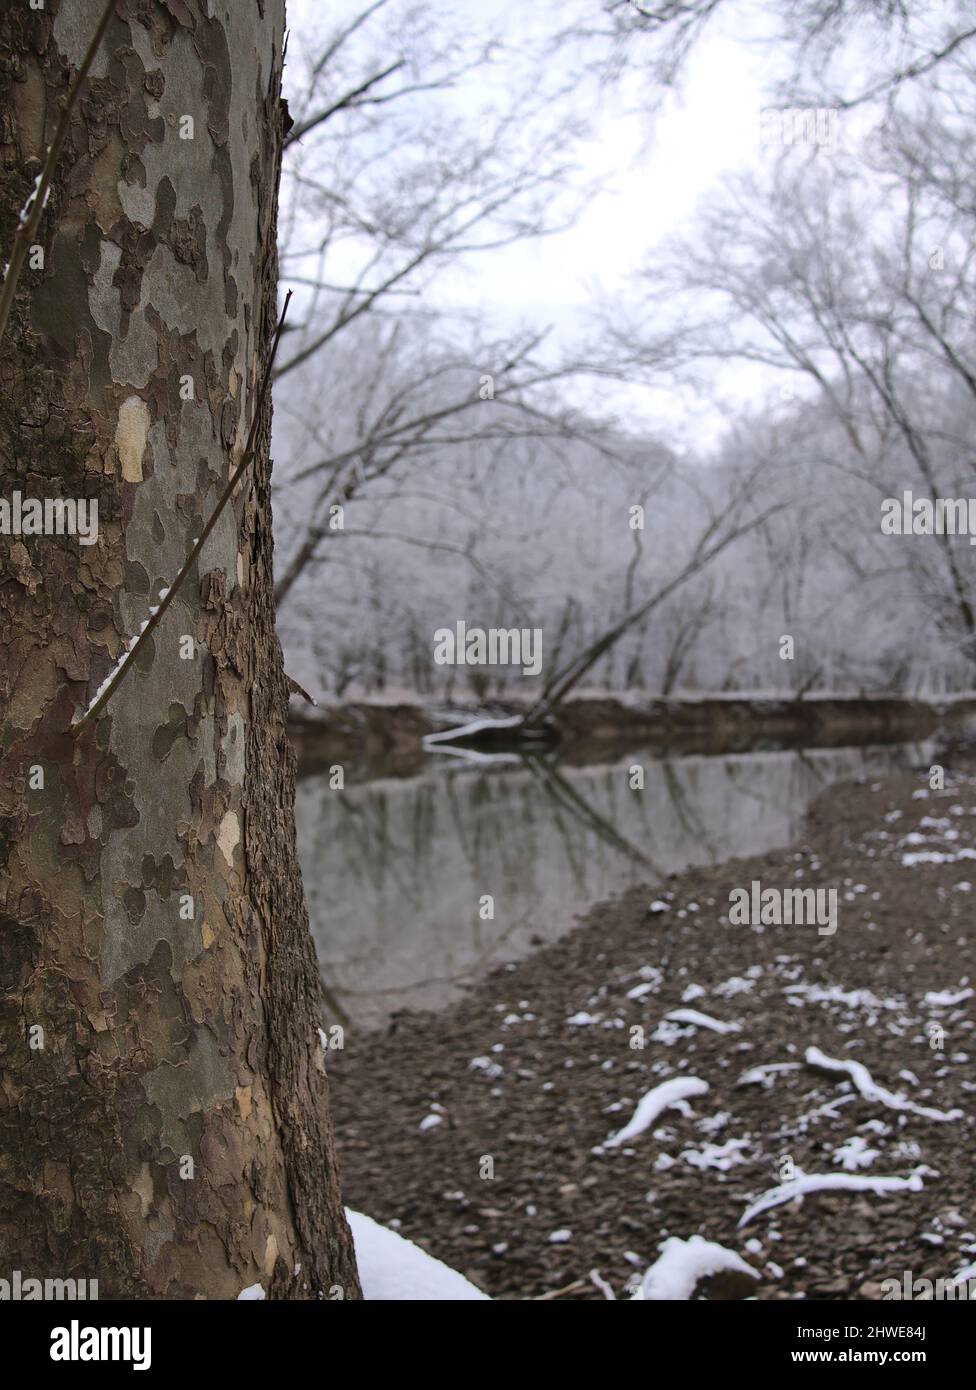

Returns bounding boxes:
[123,886,147,924]
[171,204,208,282]
[0,918,38,992]
[145,69,165,101]
[216,809,239,866]
[116,396,150,481]
[152,704,189,763]
[32,233,113,391]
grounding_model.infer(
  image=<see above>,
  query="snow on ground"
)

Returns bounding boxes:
[235,1213,489,1301]
[423,715,525,746]
[737,1062,802,1088]
[602,1077,709,1149]
[783,983,901,1013]
[347,1209,490,1300]
[633,1235,758,1300]
[665,1008,741,1034]
[924,986,974,1008]
[902,848,976,866]
[806,1046,964,1122]
[738,1170,926,1228]
[832,1135,881,1171]
[679,1138,751,1171]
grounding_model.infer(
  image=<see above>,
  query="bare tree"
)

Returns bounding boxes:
[610,126,976,666]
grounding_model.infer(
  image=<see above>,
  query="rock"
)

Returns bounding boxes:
[697,1267,763,1300]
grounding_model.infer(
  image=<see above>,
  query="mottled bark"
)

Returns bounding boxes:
[0,0,360,1299]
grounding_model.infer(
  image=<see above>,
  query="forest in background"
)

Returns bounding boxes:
[271,0,976,704]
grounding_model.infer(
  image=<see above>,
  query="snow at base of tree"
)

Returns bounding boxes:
[235,1211,489,1301]
[634,1235,759,1300]
[347,1209,490,1300]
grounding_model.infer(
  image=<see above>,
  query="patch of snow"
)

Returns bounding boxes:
[423,715,524,746]
[924,987,973,1008]
[680,1139,750,1171]
[665,1008,741,1035]
[346,1208,489,1300]
[806,1046,963,1122]
[737,1062,801,1088]
[603,1077,709,1149]
[833,1136,880,1171]
[902,848,976,866]
[633,1235,758,1300]
[651,1019,689,1045]
[18,168,50,228]
[469,1056,503,1079]
[785,983,900,1012]
[739,1170,925,1228]
[714,975,756,998]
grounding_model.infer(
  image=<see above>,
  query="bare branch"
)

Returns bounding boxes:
[72,294,293,736]
[0,0,117,346]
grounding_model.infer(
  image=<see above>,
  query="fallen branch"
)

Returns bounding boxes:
[72,292,293,736]
[533,1278,589,1300]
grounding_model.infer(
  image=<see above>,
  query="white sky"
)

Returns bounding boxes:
[438,13,785,443]
[282,1,803,448]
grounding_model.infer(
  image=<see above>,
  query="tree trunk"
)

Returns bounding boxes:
[0,0,360,1299]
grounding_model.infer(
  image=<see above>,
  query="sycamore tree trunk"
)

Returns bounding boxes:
[0,0,360,1299]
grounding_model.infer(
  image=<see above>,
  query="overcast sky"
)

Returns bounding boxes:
[282,0,803,448]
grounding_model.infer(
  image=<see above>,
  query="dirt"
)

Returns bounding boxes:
[327,748,976,1300]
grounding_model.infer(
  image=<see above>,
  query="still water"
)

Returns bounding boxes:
[296,740,934,1027]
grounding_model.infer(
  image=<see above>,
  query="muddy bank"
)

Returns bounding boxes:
[327,746,976,1300]
[290,693,976,776]
[290,701,433,778]
[555,693,976,759]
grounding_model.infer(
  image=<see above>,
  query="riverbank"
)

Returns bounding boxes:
[326,743,976,1300]
[291,691,976,777]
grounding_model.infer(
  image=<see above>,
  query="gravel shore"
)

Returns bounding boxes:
[329,751,976,1299]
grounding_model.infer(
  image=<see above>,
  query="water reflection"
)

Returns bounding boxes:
[296,741,934,1027]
